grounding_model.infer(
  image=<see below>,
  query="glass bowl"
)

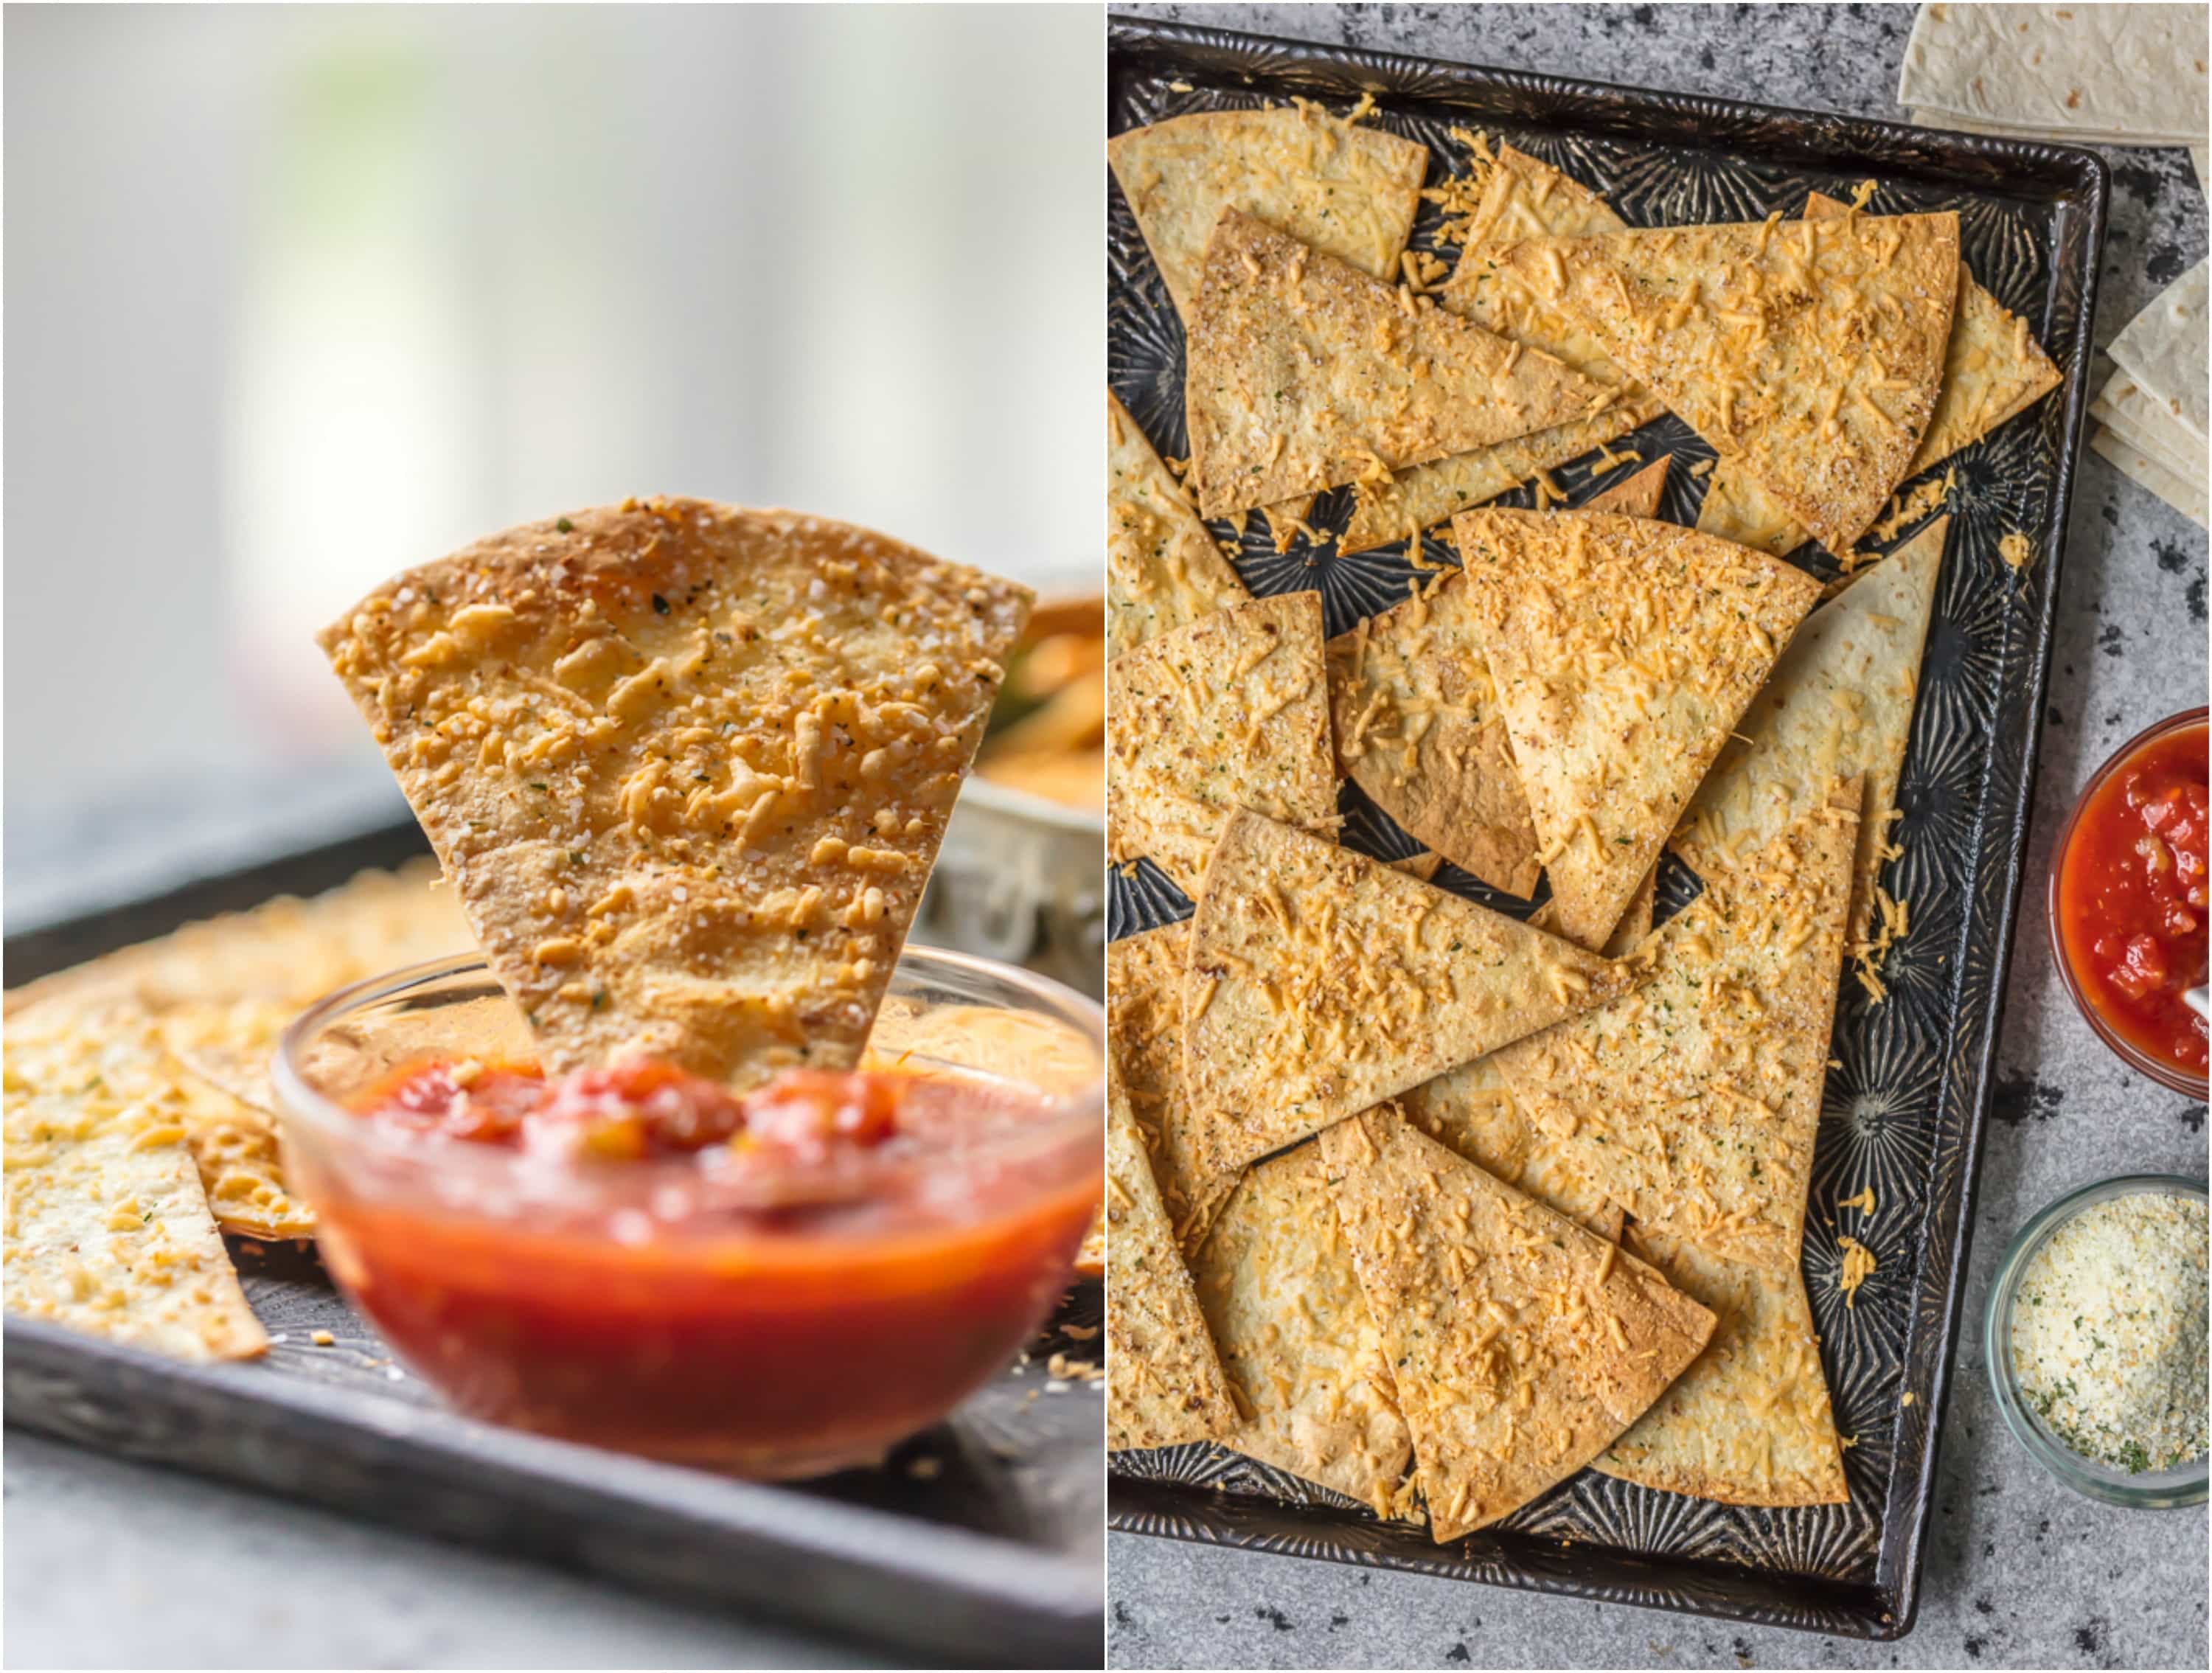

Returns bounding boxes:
[1983,1172,2208,1508]
[2046,705,2209,1096]
[273,946,1102,1478]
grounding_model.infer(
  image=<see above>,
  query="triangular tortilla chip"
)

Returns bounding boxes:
[1075,1208,1105,1279]
[1107,922,1234,1246]
[1697,192,2059,554]
[1674,516,1946,952]
[319,498,1030,1087]
[1107,1060,1238,1451]
[1180,811,1655,1180]
[1326,573,1542,897]
[1186,212,1607,519]
[1108,103,1428,325]
[1453,507,1821,949]
[1108,390,1250,657]
[1318,1105,1715,1540]
[1464,212,1959,553]
[1584,455,1670,518]
[1193,1144,1414,1512]
[1107,591,1335,897]
[1594,1222,1848,1506]
[1491,782,1861,1272]
[1399,1058,1623,1242]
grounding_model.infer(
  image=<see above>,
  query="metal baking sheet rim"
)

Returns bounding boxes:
[1103,12,2110,1642]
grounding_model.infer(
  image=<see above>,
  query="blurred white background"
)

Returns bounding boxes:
[4,2,1100,928]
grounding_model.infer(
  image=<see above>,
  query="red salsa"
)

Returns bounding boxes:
[2056,720,2209,1080]
[302,1057,1098,1475]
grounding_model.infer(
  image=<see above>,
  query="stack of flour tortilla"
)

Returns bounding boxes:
[2090,262,2209,528]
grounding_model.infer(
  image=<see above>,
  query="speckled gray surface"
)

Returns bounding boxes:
[1107,5,2209,1670]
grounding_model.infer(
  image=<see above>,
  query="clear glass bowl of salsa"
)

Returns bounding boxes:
[2048,706,2208,1094]
[272,946,1102,1478]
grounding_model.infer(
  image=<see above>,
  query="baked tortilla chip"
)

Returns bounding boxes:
[1108,390,1250,656]
[1318,1105,1714,1540]
[1107,102,1427,325]
[1180,811,1654,1180]
[1107,1061,1237,1451]
[1697,192,2058,554]
[1076,1209,1105,1279]
[1464,212,1958,554]
[1327,573,1542,897]
[1193,1144,1414,1513]
[1399,1059,1622,1242]
[1584,455,1669,518]
[1595,1223,1848,1506]
[1107,922,1232,1248]
[1674,516,1946,953]
[1107,591,1335,897]
[1186,212,1605,520]
[1453,507,1821,950]
[4,999,267,1361]
[319,499,1030,1088]
[1492,782,1861,1272]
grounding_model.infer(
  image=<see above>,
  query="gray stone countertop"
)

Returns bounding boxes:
[1108,5,2209,1670]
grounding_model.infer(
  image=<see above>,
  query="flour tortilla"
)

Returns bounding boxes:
[1107,1060,1238,1452]
[1594,1222,1848,1506]
[1193,1143,1414,1512]
[2092,372,2205,484]
[1109,103,1428,324]
[1674,516,1947,951]
[1108,390,1251,658]
[2108,260,2208,446]
[1491,782,1861,1273]
[1318,1105,1715,1540]
[1899,4,2208,143]
[1107,590,1336,897]
[1107,922,1233,1247]
[1468,212,1959,553]
[2091,428,2211,526]
[1186,212,1606,519]
[1453,507,1822,950]
[320,500,1029,1088]
[1180,810,1654,1180]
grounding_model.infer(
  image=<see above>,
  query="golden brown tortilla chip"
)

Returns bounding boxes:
[1186,212,1605,519]
[1399,1058,1623,1242]
[1463,212,1959,553]
[1674,516,1946,953]
[1076,1208,1105,1279]
[1318,1105,1715,1540]
[1107,1060,1238,1451]
[1108,390,1251,657]
[1326,573,1542,897]
[1491,782,1862,1273]
[4,998,267,1361]
[1584,455,1670,518]
[1107,922,1233,1248]
[1107,591,1335,898]
[1180,811,1655,1180]
[1108,103,1427,325]
[319,499,1030,1088]
[1453,507,1821,950]
[1594,1222,1848,1506]
[1193,1144,1414,1512]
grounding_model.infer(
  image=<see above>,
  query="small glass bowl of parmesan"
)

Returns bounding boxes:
[1984,1173,2208,1508]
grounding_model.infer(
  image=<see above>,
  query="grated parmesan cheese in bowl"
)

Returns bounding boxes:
[1986,1175,2208,1507]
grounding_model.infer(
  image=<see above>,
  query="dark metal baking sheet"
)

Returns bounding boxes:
[3,823,1103,1669]
[1105,13,2107,1641]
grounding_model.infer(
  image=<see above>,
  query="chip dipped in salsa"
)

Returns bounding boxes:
[2054,714,2209,1084]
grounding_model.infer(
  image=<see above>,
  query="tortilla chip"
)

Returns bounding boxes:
[1327,574,1542,897]
[1318,1105,1715,1540]
[1186,212,1605,519]
[319,499,1030,1088]
[1584,455,1669,518]
[1106,1060,1237,1451]
[1180,810,1655,1180]
[1108,390,1250,657]
[1464,212,1959,553]
[1491,782,1861,1272]
[1674,516,1947,951]
[1107,923,1232,1247]
[1697,191,2058,554]
[1107,591,1335,897]
[4,998,267,1362]
[1386,851,1444,881]
[1192,1144,1414,1512]
[1594,1223,1848,1506]
[1107,103,1427,324]
[1453,507,1821,950]
[1399,1059,1622,1242]
[1076,1208,1105,1279]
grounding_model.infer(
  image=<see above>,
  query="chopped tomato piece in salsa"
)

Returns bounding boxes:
[2057,721,2209,1079]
